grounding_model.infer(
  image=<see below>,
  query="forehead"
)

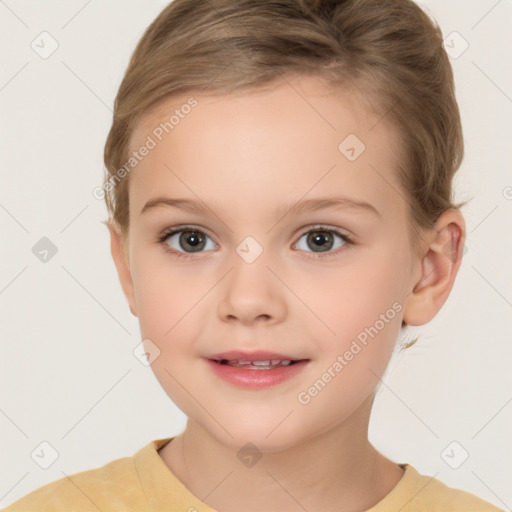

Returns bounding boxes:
[127,75,405,221]
[131,75,381,149]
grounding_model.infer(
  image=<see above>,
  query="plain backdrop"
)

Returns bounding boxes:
[1,0,511,509]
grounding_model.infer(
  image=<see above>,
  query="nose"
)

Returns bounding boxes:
[216,255,287,327]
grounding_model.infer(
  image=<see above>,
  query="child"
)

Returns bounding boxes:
[4,0,505,510]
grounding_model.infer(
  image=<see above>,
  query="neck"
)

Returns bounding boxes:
[159,394,404,512]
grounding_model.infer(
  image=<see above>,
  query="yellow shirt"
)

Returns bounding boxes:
[3,437,504,512]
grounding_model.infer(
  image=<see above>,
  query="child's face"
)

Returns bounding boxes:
[118,75,423,451]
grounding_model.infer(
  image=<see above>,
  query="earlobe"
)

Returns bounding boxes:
[108,220,138,317]
[402,209,466,326]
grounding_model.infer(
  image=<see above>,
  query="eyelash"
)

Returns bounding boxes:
[157,224,354,261]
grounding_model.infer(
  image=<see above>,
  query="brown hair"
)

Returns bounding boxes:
[102,0,466,343]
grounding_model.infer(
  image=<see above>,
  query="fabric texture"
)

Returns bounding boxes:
[3,437,504,511]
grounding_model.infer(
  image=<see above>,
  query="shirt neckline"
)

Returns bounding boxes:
[134,437,418,512]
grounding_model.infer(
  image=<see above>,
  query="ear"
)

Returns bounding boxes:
[402,209,466,326]
[108,220,138,317]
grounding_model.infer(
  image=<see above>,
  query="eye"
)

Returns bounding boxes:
[294,225,352,259]
[158,226,217,260]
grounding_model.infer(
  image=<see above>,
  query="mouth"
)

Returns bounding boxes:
[207,350,309,370]
[210,359,306,370]
[204,351,310,389]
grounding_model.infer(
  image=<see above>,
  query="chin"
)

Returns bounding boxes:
[200,413,314,454]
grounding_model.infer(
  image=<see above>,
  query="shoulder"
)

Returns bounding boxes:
[2,453,145,512]
[378,464,505,512]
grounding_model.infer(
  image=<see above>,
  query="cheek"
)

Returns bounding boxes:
[314,251,406,345]
[130,256,212,411]
[130,248,205,346]
[304,253,405,408]
[295,261,405,428]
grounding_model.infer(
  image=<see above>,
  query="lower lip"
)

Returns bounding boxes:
[205,359,309,389]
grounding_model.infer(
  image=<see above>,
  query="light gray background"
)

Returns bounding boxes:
[1,0,511,509]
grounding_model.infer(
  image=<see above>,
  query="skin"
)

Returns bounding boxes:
[109,75,466,512]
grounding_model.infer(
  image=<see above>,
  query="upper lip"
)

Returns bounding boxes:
[207,350,307,361]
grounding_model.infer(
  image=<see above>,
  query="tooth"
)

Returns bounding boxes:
[220,359,297,369]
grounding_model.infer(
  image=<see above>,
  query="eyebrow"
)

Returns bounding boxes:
[141,195,381,219]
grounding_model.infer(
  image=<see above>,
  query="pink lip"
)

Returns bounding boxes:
[204,353,310,390]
